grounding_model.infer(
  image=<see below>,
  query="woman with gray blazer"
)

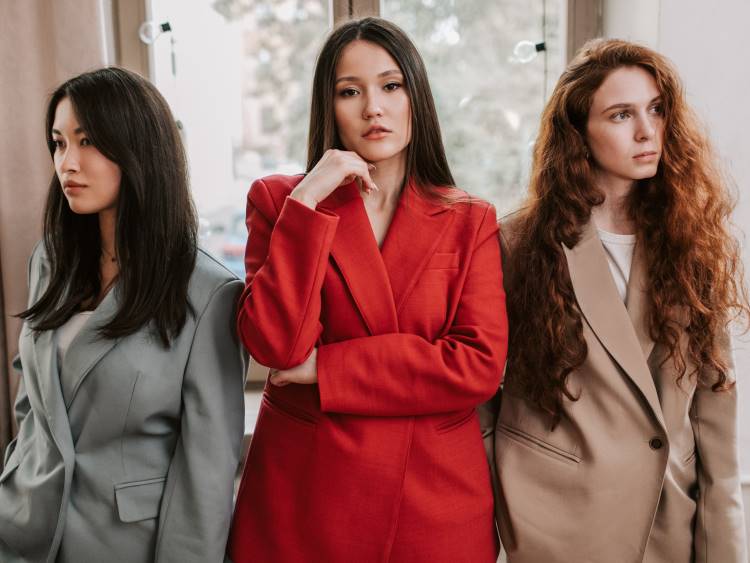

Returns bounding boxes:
[0,68,246,563]
[481,40,748,562]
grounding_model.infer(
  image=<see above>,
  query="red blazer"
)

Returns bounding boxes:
[228,174,507,563]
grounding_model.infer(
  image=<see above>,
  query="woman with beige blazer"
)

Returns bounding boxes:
[0,68,246,562]
[481,39,748,563]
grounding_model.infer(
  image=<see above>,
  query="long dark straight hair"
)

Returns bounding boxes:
[307,17,455,196]
[21,67,197,346]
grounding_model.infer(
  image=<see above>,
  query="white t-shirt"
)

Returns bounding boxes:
[56,311,95,364]
[597,229,636,302]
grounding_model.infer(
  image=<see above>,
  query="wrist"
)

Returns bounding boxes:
[290,187,318,209]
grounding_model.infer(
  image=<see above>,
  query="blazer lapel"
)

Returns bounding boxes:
[564,220,666,430]
[625,240,656,360]
[31,329,76,465]
[319,182,399,335]
[59,287,121,408]
[381,182,454,314]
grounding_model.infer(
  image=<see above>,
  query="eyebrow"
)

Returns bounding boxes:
[602,96,662,114]
[335,69,403,84]
[51,127,85,135]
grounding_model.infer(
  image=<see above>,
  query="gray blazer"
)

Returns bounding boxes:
[0,244,246,563]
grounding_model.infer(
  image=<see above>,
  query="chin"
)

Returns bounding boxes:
[356,146,406,164]
[633,167,659,180]
[66,199,104,215]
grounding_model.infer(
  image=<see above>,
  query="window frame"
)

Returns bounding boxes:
[113,1,600,73]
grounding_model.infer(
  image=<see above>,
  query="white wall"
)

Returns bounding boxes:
[604,0,750,542]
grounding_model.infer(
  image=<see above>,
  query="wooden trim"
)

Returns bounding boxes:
[112,0,150,77]
[566,0,602,61]
[351,0,379,18]
[333,0,380,25]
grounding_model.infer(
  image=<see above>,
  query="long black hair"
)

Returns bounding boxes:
[21,67,197,346]
[307,17,455,196]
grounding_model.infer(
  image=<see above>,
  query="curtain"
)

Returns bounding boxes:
[0,0,109,462]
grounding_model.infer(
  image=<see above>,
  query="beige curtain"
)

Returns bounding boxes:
[0,0,108,460]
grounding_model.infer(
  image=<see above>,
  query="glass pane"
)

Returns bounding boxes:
[149,0,331,278]
[381,0,565,213]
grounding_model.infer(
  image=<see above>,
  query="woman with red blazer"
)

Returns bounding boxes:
[228,17,507,563]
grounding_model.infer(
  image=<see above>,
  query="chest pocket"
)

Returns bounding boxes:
[425,252,459,270]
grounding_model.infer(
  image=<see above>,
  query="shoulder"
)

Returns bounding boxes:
[247,173,306,216]
[440,188,497,236]
[498,209,526,255]
[188,249,243,312]
[27,240,49,289]
[424,186,495,219]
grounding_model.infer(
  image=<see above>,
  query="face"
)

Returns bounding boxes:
[586,65,665,187]
[52,97,121,215]
[333,40,412,165]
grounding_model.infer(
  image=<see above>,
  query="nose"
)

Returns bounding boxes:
[362,90,384,119]
[58,145,80,174]
[635,112,656,141]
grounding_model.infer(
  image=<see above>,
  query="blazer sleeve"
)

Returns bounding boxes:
[236,178,339,369]
[154,279,247,563]
[4,242,44,466]
[316,206,507,416]
[691,328,748,563]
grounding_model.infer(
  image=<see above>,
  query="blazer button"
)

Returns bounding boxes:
[649,437,663,450]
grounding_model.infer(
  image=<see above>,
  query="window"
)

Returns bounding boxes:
[382,0,565,213]
[145,1,566,275]
[148,0,332,279]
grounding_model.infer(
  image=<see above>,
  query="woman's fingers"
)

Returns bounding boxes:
[269,370,289,387]
[327,150,379,193]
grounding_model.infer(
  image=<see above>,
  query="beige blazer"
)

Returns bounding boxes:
[480,216,747,563]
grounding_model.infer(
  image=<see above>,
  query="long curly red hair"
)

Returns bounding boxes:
[506,39,749,424]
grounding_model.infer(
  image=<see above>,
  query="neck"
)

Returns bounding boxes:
[591,171,636,235]
[366,153,407,210]
[99,208,117,258]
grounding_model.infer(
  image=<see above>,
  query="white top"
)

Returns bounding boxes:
[597,229,636,302]
[56,311,95,364]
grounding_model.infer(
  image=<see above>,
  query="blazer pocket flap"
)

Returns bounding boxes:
[426,252,459,270]
[115,476,167,523]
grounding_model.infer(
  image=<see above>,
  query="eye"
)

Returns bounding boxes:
[384,81,402,92]
[51,139,65,150]
[80,137,92,147]
[338,87,359,97]
[611,111,630,122]
[650,104,664,115]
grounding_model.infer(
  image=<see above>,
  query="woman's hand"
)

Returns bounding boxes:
[290,149,378,209]
[269,349,318,386]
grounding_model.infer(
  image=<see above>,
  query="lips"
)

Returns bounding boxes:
[633,151,658,159]
[362,125,392,139]
[63,180,86,188]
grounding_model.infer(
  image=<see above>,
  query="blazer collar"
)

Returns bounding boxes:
[319,179,453,333]
[563,219,665,430]
[58,286,121,408]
